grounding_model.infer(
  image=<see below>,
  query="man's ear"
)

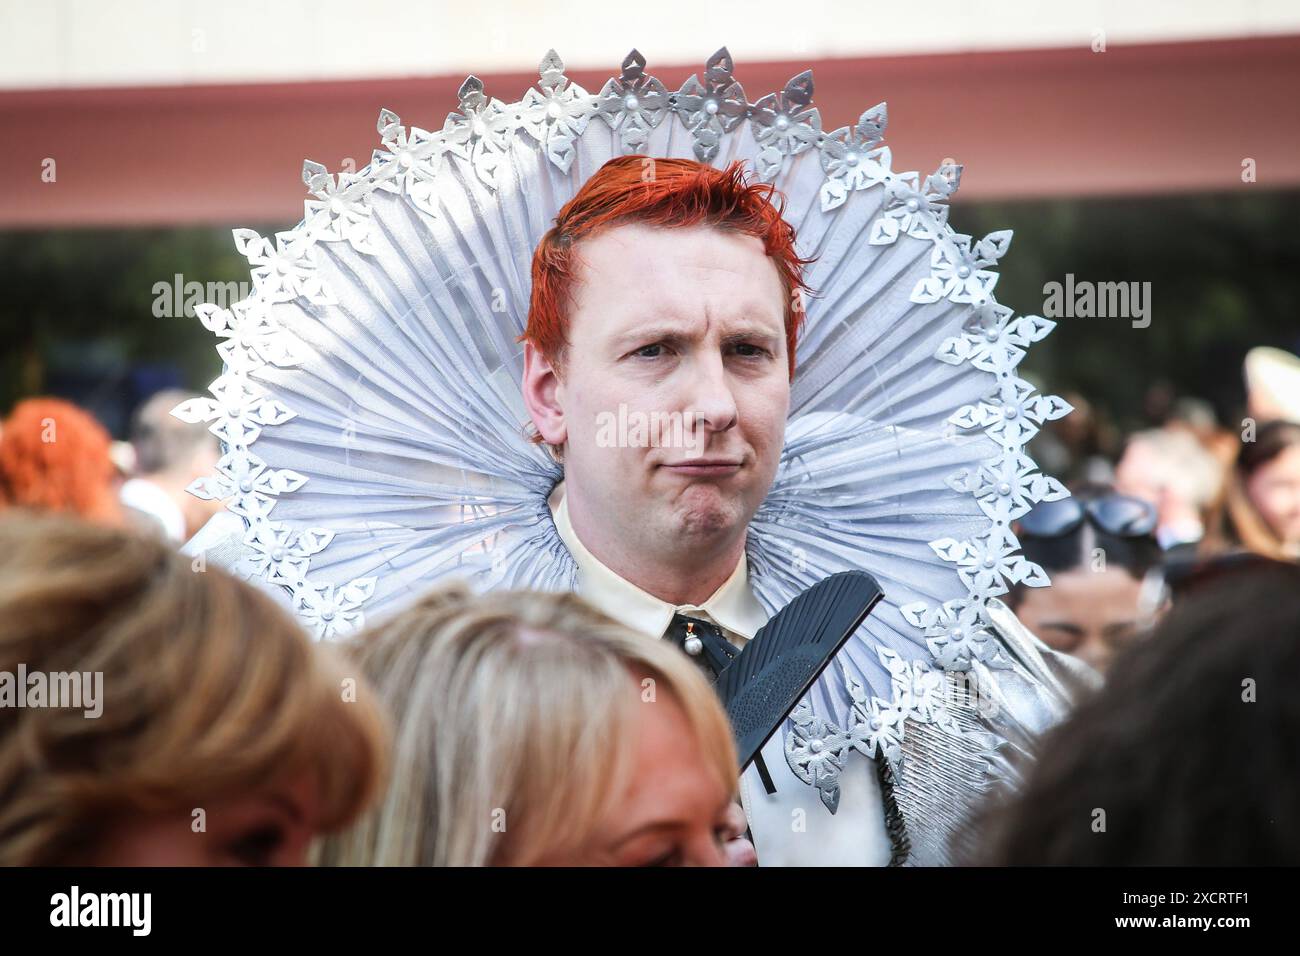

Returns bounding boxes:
[522,342,567,447]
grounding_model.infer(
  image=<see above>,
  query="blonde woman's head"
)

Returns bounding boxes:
[319,584,740,866]
[0,512,388,865]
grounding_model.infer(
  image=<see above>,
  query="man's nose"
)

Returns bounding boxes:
[1077,636,1111,675]
[688,352,738,432]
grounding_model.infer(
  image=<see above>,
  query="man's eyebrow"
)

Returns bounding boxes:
[722,329,783,345]
[610,324,694,348]
[1040,621,1084,636]
[611,322,784,348]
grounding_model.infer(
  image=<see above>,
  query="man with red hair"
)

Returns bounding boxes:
[176,50,1090,869]
[521,155,897,865]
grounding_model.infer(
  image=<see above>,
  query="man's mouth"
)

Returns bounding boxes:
[659,459,744,478]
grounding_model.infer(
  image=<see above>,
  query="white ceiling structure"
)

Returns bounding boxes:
[3,0,1299,89]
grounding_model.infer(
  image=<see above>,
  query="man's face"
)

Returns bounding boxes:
[1013,567,1152,675]
[530,222,790,560]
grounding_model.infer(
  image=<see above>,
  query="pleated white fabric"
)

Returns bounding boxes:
[178,48,1080,863]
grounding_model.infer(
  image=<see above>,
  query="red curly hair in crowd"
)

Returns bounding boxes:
[0,397,122,525]
[524,155,816,380]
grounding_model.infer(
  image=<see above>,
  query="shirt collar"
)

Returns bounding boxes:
[549,482,768,643]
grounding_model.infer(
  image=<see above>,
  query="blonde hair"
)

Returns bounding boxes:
[316,584,738,866]
[1208,473,1294,561]
[0,512,389,865]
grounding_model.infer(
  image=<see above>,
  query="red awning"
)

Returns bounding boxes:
[2,35,1297,229]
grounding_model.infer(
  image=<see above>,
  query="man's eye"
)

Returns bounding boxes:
[733,343,768,358]
[1041,628,1082,652]
[634,344,664,358]
[226,824,285,866]
[1105,626,1138,647]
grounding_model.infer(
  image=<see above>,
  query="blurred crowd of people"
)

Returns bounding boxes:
[0,343,1297,866]
[0,389,224,543]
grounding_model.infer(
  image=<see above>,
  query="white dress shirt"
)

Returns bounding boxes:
[550,483,893,866]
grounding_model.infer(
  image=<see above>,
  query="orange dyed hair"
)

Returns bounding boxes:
[524,155,816,379]
[0,397,122,525]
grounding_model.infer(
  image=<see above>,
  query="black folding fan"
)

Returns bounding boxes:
[714,570,884,777]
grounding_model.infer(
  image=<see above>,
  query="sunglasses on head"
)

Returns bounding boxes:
[1017,494,1158,539]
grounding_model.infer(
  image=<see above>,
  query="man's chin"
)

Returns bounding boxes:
[669,488,750,542]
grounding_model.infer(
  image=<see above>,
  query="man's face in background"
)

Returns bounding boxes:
[525,222,791,572]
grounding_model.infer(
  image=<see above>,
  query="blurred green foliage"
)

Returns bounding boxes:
[956,190,1299,432]
[0,225,276,430]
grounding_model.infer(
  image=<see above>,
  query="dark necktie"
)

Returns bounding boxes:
[664,612,779,795]
[663,612,738,681]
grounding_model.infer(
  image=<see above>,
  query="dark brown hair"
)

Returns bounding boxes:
[0,512,388,865]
